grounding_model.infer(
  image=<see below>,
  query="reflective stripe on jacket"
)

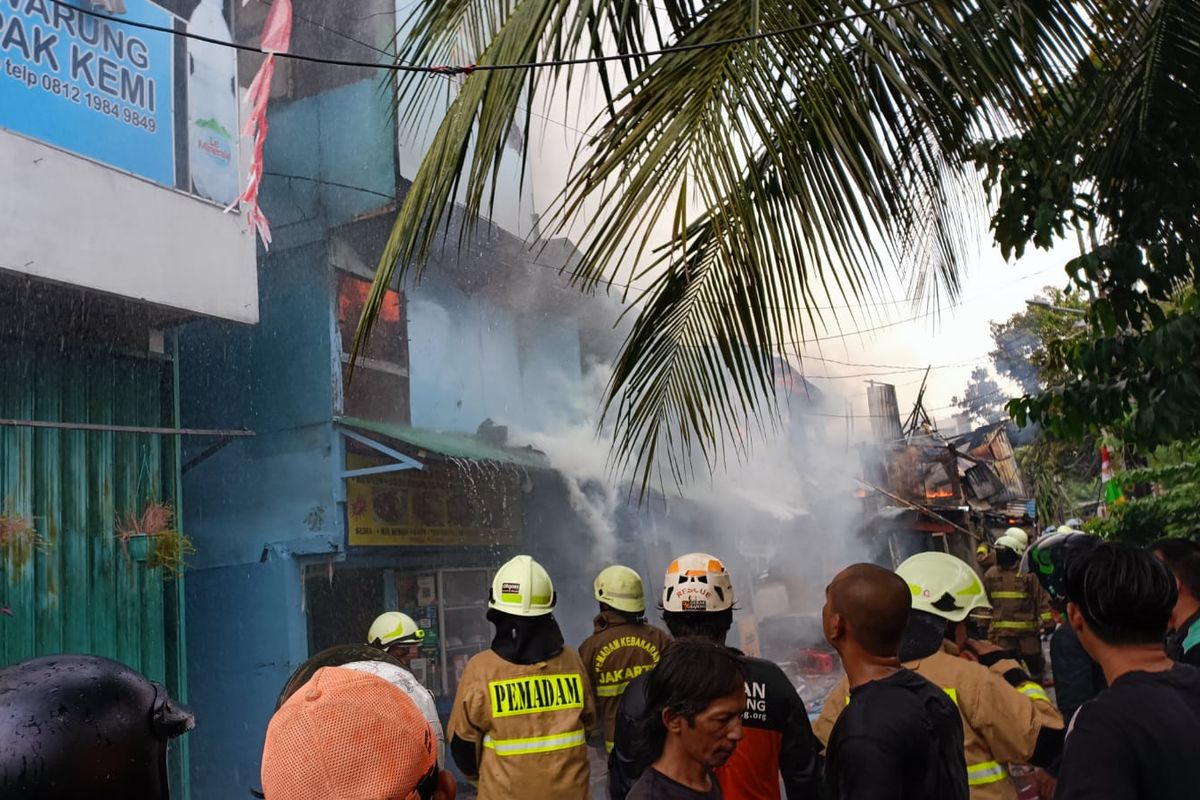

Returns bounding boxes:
[448,647,595,800]
[815,648,1064,800]
[578,610,670,751]
[984,566,1053,637]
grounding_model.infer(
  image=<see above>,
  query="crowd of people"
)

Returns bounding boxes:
[2,530,1199,800]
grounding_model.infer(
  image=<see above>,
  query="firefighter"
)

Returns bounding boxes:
[368,611,426,669]
[447,555,595,800]
[579,565,671,753]
[985,530,1053,681]
[976,541,996,571]
[608,553,822,800]
[815,552,1065,800]
[0,654,194,799]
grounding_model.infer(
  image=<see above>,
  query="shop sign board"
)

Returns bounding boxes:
[0,0,240,204]
[346,454,522,547]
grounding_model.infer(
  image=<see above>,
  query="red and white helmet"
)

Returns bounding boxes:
[662,553,735,613]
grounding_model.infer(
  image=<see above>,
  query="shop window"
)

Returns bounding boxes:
[337,270,410,423]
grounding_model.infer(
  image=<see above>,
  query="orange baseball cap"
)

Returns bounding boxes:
[261,666,437,800]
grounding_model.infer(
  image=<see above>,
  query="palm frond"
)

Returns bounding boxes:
[359,0,1100,492]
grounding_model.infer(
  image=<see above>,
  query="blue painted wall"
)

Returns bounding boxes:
[406,274,586,435]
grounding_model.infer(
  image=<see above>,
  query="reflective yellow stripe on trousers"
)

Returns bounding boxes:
[483,728,587,756]
[596,681,629,698]
[991,591,1029,599]
[967,760,1008,786]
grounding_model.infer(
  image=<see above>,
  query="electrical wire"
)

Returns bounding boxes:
[48,0,936,75]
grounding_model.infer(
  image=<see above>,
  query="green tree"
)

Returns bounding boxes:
[353,1,1105,489]
[975,1,1200,536]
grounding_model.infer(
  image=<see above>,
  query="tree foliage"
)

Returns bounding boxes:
[1087,450,1200,544]
[354,0,1099,490]
[989,0,1200,449]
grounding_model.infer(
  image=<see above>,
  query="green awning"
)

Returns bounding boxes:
[335,416,546,468]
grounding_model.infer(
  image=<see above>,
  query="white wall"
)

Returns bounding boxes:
[0,129,259,324]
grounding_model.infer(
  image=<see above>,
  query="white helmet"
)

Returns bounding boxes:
[896,552,991,623]
[662,553,735,613]
[489,555,556,617]
[1004,527,1029,548]
[995,534,1027,556]
[595,565,646,614]
[367,612,425,647]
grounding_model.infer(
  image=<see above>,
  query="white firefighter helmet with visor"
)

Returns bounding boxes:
[367,612,425,647]
[594,565,646,614]
[489,555,556,617]
[896,551,992,623]
[661,553,735,613]
[995,534,1027,557]
[1003,527,1030,548]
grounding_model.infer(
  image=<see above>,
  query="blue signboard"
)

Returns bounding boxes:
[0,0,176,186]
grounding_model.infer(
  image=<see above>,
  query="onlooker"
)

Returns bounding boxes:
[821,563,968,800]
[260,666,455,800]
[0,654,194,800]
[1150,537,1200,667]
[1055,541,1200,799]
[609,553,821,800]
[627,640,747,800]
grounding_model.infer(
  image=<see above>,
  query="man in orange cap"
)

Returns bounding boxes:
[260,666,457,800]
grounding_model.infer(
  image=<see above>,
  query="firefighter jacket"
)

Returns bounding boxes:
[609,653,822,800]
[448,646,596,800]
[814,646,1064,800]
[983,565,1053,643]
[578,609,670,751]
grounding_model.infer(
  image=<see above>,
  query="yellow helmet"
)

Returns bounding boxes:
[595,565,645,614]
[895,552,991,623]
[367,612,425,647]
[489,555,556,617]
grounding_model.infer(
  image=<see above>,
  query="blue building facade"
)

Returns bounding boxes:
[174,29,653,792]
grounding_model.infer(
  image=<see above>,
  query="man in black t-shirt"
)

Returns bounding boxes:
[1056,542,1200,800]
[627,640,748,800]
[821,564,968,800]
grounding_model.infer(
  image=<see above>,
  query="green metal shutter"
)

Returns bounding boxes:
[0,343,182,686]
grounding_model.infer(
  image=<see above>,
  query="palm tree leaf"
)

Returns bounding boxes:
[358,0,1100,492]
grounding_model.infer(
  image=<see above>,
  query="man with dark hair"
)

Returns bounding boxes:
[1150,537,1200,667]
[627,640,747,800]
[609,553,821,800]
[1056,541,1200,800]
[821,563,968,800]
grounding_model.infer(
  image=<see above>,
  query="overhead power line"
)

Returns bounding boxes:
[50,0,935,75]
